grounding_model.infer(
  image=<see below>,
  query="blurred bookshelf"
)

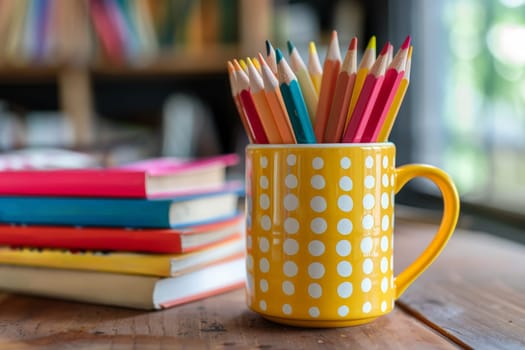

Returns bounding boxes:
[0,0,273,148]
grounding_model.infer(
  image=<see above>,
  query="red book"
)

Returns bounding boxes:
[0,154,239,198]
[0,215,244,254]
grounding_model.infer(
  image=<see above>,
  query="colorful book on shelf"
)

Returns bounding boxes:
[0,184,242,229]
[0,256,245,310]
[0,214,244,253]
[0,235,244,277]
[0,153,239,198]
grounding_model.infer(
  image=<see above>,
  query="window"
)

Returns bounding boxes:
[391,0,525,214]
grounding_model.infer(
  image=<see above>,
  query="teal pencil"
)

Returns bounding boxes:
[276,49,316,144]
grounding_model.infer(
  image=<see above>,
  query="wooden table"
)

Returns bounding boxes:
[0,220,523,349]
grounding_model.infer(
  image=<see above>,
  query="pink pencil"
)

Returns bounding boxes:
[323,37,358,143]
[234,60,269,144]
[313,30,341,141]
[361,36,411,142]
[341,42,390,143]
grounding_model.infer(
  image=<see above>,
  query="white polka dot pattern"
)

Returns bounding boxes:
[246,146,396,322]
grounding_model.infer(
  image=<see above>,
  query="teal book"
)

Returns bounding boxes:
[0,186,241,229]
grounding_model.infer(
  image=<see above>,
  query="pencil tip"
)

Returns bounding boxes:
[408,45,413,58]
[287,40,294,55]
[379,41,390,55]
[349,37,357,51]
[331,30,338,41]
[401,35,411,49]
[276,48,284,63]
[239,59,248,71]
[367,36,376,50]
[309,41,317,54]
[265,40,273,56]
[257,52,266,65]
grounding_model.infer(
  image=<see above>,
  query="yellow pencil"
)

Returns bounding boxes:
[239,59,248,72]
[247,57,282,143]
[345,36,376,130]
[288,40,318,125]
[307,41,323,95]
[377,45,412,142]
[252,57,261,72]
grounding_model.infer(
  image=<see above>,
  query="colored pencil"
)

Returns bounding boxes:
[307,41,323,95]
[265,40,278,75]
[323,37,358,143]
[314,30,342,141]
[342,42,390,143]
[276,48,316,143]
[377,45,412,142]
[247,58,282,144]
[234,60,269,144]
[258,52,297,143]
[288,40,318,124]
[227,61,255,143]
[361,36,410,142]
[239,59,248,72]
[346,36,376,129]
[252,57,261,72]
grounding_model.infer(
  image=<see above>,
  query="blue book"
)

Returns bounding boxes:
[0,187,241,229]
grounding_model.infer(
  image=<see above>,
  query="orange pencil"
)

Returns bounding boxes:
[362,36,410,142]
[265,40,278,75]
[342,42,390,143]
[377,45,413,142]
[258,52,296,143]
[288,40,318,124]
[313,30,342,141]
[234,60,269,144]
[227,61,255,143]
[247,58,282,144]
[345,36,376,129]
[323,37,358,143]
[307,41,323,94]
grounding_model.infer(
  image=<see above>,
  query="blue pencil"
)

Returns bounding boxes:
[276,49,317,143]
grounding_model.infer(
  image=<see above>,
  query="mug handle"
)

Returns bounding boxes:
[393,164,460,299]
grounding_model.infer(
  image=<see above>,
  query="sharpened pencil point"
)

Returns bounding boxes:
[379,41,390,55]
[287,40,294,55]
[257,52,266,66]
[367,36,376,50]
[265,40,273,56]
[276,48,284,63]
[401,35,411,50]
[408,45,413,58]
[227,61,234,74]
[349,37,357,51]
[309,41,317,55]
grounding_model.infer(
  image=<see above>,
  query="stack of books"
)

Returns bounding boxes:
[0,154,246,310]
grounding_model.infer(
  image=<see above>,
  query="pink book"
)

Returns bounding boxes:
[0,154,239,198]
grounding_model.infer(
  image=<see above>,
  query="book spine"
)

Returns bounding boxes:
[0,171,147,197]
[0,197,171,228]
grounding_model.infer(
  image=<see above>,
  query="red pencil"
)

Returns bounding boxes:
[323,37,358,143]
[313,30,341,141]
[227,61,255,143]
[342,42,390,143]
[361,36,411,142]
[234,60,269,144]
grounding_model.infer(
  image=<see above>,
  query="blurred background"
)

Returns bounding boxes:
[0,0,523,239]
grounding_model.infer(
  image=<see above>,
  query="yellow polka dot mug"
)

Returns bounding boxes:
[244,143,459,327]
